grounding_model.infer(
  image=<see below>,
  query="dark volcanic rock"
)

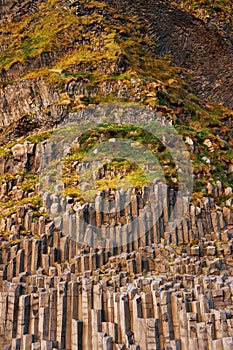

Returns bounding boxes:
[104,0,233,108]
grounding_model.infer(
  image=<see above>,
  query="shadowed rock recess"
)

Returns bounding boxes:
[0,0,233,349]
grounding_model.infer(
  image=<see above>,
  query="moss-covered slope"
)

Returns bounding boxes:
[0,0,232,212]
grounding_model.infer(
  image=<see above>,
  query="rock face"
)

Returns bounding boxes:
[0,197,232,349]
[0,0,233,349]
[0,105,231,348]
[0,79,64,129]
[0,139,232,349]
[0,0,44,21]
[104,0,233,108]
[0,0,233,142]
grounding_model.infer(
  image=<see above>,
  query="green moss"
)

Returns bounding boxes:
[60,123,180,199]
[172,0,233,27]
[0,0,232,205]
[0,195,43,219]
[55,120,233,204]
[21,174,38,192]
[26,130,53,144]
[0,0,86,71]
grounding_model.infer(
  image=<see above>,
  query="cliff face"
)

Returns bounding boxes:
[0,0,232,193]
[2,0,232,109]
[0,78,64,127]
[104,0,233,108]
[0,2,233,349]
[0,1,232,220]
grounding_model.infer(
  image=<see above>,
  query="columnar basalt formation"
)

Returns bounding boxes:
[1,220,233,349]
[0,144,232,349]
[0,1,233,349]
[0,116,232,348]
[102,0,233,109]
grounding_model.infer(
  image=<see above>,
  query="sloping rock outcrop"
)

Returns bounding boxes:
[0,1,232,349]
[104,0,233,108]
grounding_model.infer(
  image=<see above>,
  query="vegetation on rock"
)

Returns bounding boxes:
[0,0,232,227]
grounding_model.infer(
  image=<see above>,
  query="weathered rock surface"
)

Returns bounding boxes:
[0,147,232,348]
[0,209,233,349]
[104,0,233,108]
[0,78,68,146]
[0,1,232,349]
